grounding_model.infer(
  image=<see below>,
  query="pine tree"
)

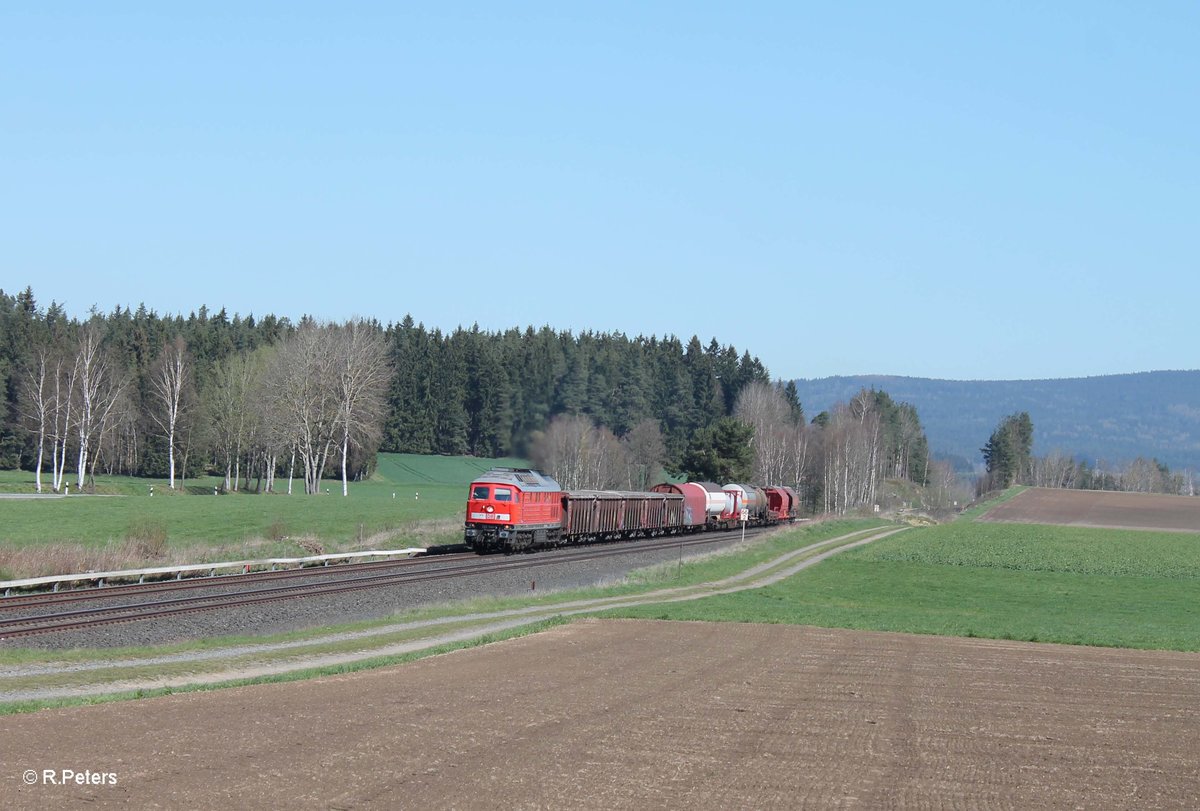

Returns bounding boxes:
[681,417,755,482]
[982,412,1034,487]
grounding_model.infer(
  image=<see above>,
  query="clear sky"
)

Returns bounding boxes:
[3,3,1197,381]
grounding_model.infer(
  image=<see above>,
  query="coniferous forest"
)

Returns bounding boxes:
[0,287,956,513]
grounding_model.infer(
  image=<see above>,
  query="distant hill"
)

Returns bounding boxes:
[790,371,1200,472]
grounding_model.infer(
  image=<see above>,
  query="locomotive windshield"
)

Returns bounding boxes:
[472,485,489,499]
[494,488,513,502]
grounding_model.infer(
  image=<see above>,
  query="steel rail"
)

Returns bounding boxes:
[0,528,770,640]
[0,553,477,611]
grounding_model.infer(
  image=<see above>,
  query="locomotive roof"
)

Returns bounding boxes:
[472,467,562,492]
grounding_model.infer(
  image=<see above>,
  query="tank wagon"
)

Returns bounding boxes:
[723,483,769,524]
[649,482,732,528]
[465,468,802,554]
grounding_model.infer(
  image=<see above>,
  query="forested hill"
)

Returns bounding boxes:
[791,372,1200,472]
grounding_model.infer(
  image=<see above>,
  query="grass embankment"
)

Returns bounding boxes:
[606,518,1200,651]
[0,454,526,579]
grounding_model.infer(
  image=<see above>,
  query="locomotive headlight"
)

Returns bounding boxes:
[486,505,494,513]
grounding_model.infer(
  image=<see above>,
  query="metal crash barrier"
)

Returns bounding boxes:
[0,548,427,597]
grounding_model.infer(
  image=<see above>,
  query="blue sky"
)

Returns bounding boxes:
[3,3,1196,381]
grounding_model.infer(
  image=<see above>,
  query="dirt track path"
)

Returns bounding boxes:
[4,619,1198,809]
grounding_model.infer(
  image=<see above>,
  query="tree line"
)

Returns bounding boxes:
[530,381,942,516]
[0,288,773,494]
[1,287,946,513]
[981,411,1197,496]
[5,298,389,497]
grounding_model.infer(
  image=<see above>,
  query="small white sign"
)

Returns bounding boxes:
[739,509,749,522]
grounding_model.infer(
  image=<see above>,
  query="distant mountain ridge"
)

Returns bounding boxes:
[790,371,1200,472]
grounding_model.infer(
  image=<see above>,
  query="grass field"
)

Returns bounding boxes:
[605,519,1200,651]
[9,489,1199,713]
[0,454,525,579]
[7,464,1198,654]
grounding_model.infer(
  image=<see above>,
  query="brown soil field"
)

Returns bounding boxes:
[980,487,1200,532]
[4,619,1199,809]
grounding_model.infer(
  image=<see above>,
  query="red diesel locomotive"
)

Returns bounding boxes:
[465,468,567,551]
[464,467,799,553]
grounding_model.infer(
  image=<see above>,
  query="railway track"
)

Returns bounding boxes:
[0,553,477,610]
[0,529,769,641]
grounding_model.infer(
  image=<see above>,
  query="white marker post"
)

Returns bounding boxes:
[739,508,749,543]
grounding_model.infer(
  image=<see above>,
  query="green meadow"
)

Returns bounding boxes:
[0,454,522,578]
[605,519,1200,651]
[7,463,1200,654]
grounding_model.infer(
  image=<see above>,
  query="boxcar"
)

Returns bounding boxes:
[564,491,685,540]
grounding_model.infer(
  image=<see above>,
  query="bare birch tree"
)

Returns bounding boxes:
[71,322,130,490]
[734,381,794,486]
[926,458,969,512]
[332,320,390,496]
[207,349,268,492]
[532,414,590,490]
[532,414,631,490]
[148,336,192,489]
[95,390,135,479]
[787,421,812,501]
[266,322,339,495]
[622,418,666,489]
[50,347,75,492]
[819,398,883,515]
[19,345,55,493]
[1032,450,1078,489]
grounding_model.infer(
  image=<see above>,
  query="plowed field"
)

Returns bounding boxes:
[5,619,1199,809]
[980,487,1200,532]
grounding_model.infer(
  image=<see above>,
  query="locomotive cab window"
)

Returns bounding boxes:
[494,488,513,502]
[472,485,489,500]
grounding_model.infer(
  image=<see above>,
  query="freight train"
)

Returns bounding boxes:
[464,467,799,553]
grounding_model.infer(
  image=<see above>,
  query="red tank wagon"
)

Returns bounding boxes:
[650,481,733,528]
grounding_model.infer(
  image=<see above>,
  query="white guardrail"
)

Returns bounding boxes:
[0,548,428,596]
